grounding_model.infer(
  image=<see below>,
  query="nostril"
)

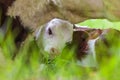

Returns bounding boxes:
[50,48,59,59]
[50,48,59,54]
[51,48,55,53]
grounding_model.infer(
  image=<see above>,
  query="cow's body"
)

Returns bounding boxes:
[0,0,120,30]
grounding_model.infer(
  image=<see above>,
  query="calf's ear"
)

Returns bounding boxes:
[34,25,44,40]
[73,24,102,39]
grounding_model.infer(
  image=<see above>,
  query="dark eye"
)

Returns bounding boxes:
[48,28,53,35]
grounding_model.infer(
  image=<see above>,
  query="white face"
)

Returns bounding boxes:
[35,18,73,57]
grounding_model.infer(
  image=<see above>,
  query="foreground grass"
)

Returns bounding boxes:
[0,18,120,80]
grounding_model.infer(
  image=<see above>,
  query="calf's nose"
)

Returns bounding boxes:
[49,48,60,58]
[50,48,59,54]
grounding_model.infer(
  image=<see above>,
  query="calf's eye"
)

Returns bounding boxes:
[48,28,53,35]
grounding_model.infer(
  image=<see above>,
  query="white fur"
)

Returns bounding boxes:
[35,18,73,56]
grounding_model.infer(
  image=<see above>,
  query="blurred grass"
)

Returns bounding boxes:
[0,17,120,80]
[78,19,120,30]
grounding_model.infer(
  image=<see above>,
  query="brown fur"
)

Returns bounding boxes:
[7,0,104,31]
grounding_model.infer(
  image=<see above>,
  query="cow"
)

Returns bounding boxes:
[1,0,120,30]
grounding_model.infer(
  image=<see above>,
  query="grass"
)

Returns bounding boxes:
[0,17,120,80]
[78,19,120,30]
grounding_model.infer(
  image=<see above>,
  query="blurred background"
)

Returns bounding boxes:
[0,0,120,80]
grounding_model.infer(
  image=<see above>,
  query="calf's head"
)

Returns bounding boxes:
[35,18,73,57]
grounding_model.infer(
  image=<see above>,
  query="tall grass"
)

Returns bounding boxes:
[0,17,120,80]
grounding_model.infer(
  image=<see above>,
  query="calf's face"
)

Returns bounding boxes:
[35,18,73,57]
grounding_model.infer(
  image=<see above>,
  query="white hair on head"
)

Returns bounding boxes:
[35,18,73,58]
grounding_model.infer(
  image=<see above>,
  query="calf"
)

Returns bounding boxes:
[31,18,120,67]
